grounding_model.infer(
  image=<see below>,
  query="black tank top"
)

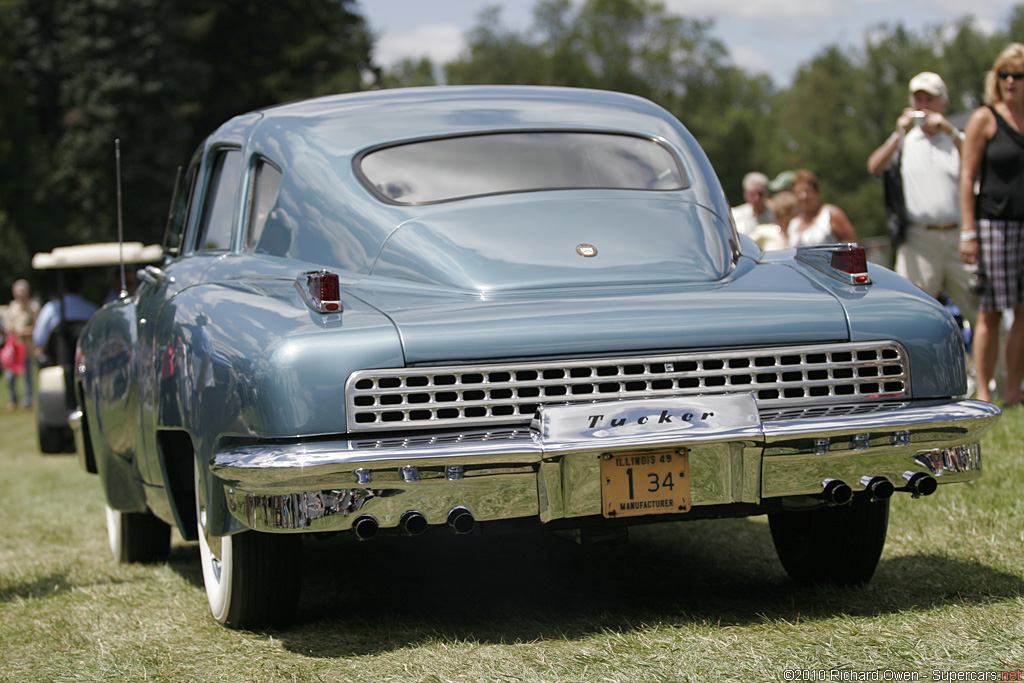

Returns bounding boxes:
[977,105,1024,220]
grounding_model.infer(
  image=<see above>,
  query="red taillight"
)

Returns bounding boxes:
[319,273,340,302]
[831,247,870,284]
[306,271,341,312]
[795,244,872,286]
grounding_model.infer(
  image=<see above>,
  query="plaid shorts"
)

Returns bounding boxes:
[977,218,1024,311]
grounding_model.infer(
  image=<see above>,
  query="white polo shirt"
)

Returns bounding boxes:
[730,202,775,236]
[899,127,960,226]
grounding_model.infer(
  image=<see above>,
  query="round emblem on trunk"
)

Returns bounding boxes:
[576,244,598,257]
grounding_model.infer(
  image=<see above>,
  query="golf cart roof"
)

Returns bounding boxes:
[31,242,164,270]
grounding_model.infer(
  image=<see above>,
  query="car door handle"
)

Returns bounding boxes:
[139,265,174,285]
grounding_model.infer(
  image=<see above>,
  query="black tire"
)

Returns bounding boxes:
[196,462,301,629]
[38,422,74,454]
[768,496,889,586]
[105,504,172,563]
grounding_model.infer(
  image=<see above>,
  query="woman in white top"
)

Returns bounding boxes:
[786,169,858,247]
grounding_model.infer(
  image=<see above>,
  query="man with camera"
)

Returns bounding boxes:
[867,71,975,328]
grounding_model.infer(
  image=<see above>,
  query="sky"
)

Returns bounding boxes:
[358,0,1018,86]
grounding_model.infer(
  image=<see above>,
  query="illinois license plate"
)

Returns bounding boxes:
[601,448,691,518]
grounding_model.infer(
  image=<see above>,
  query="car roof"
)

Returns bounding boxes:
[197,86,731,279]
[32,242,164,270]
[239,86,694,154]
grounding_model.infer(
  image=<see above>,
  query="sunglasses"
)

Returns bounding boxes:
[998,70,1024,80]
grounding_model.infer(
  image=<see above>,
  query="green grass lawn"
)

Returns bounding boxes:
[1,403,1022,682]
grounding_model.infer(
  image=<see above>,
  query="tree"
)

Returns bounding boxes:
[380,57,439,88]
[434,1,1024,239]
[444,6,550,86]
[46,0,197,244]
[777,46,887,238]
[788,16,1006,243]
[859,24,935,143]
[7,0,1024,283]
[444,0,773,203]
[0,0,374,295]
[174,0,374,144]
[937,17,1004,111]
[0,0,36,280]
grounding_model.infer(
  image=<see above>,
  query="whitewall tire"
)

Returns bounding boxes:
[104,503,171,563]
[195,460,301,628]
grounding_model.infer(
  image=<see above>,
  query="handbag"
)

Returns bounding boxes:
[1,335,26,375]
[883,147,909,252]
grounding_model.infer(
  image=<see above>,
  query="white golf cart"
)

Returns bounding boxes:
[31,242,163,453]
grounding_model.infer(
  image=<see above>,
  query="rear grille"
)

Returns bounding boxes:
[758,401,910,422]
[345,341,910,432]
[351,428,531,450]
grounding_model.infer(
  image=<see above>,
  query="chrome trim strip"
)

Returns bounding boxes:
[211,437,543,491]
[346,341,910,432]
[211,398,999,533]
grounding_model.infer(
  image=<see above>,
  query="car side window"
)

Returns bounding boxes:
[164,153,202,256]
[244,160,286,255]
[195,149,242,251]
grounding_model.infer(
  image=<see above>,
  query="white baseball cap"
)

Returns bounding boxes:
[909,72,948,101]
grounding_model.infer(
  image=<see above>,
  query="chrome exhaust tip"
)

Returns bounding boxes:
[821,478,853,506]
[352,515,379,541]
[400,510,429,536]
[860,475,895,502]
[903,471,938,497]
[447,506,476,535]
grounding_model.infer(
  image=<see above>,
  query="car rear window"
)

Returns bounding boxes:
[358,132,688,205]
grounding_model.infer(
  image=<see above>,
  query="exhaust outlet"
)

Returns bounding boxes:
[352,515,379,541]
[447,506,476,535]
[903,471,938,497]
[821,478,853,506]
[860,475,895,502]
[400,510,429,536]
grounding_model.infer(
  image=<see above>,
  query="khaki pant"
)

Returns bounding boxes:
[895,224,977,326]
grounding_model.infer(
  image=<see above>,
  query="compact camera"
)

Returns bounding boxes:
[910,111,926,126]
[969,271,989,296]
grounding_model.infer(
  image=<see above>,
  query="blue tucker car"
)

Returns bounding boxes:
[74,86,1000,628]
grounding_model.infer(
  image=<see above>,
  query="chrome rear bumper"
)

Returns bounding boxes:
[209,396,999,534]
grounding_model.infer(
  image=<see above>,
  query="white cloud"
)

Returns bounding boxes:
[661,0,852,21]
[373,24,467,67]
[729,44,775,75]
[361,0,1016,85]
[924,0,1010,18]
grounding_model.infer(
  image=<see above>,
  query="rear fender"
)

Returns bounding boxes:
[94,437,148,513]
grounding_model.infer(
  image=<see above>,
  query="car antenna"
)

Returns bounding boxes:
[115,138,127,299]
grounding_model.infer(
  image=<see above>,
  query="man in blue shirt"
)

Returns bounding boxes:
[33,271,99,354]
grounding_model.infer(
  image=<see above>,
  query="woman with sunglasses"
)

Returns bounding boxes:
[959,42,1024,406]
